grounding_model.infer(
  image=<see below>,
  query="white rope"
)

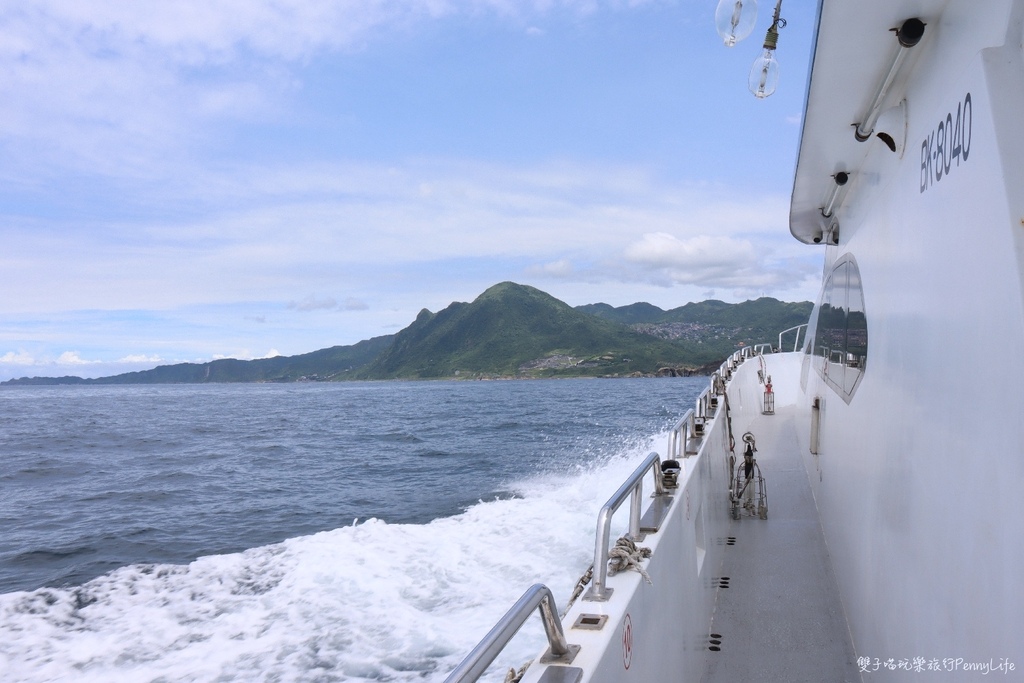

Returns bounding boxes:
[607,537,653,584]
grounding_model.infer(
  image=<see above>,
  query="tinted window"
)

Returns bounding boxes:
[811,255,867,402]
[844,263,867,394]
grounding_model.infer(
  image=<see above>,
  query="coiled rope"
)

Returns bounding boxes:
[607,537,653,584]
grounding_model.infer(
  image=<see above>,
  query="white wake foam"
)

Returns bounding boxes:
[0,435,664,682]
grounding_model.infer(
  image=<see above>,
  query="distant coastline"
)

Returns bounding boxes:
[2,282,810,386]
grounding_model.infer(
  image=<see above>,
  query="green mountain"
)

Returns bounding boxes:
[1,284,813,385]
[358,282,720,379]
[575,301,666,324]
[579,297,812,327]
[578,297,813,358]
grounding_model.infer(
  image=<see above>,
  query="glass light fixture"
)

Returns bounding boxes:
[748,47,779,98]
[715,0,758,47]
[747,0,784,98]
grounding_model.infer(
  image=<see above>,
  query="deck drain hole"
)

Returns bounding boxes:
[726,536,737,546]
[710,633,722,639]
[572,614,608,631]
[718,577,730,588]
[709,645,721,652]
[709,639,722,645]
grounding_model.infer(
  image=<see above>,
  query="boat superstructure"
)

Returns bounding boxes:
[789,0,1024,670]
[447,0,1024,680]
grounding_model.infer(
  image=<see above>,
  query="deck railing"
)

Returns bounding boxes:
[778,323,808,352]
[668,408,702,459]
[443,584,577,683]
[584,451,669,602]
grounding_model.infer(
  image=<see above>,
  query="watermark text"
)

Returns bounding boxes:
[858,657,1016,675]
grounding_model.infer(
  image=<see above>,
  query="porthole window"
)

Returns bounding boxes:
[809,254,867,402]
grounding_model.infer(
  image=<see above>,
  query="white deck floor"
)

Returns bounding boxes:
[701,406,862,683]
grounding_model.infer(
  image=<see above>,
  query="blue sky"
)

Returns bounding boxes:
[0,0,821,380]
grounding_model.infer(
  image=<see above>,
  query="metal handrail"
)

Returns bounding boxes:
[584,451,667,601]
[778,324,808,352]
[695,386,712,418]
[718,346,753,383]
[667,408,698,460]
[444,584,576,683]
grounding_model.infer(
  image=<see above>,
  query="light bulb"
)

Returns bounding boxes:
[715,0,758,47]
[748,48,779,98]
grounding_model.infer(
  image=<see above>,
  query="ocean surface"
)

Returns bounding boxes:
[0,377,707,682]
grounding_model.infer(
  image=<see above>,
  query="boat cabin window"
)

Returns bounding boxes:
[810,255,867,402]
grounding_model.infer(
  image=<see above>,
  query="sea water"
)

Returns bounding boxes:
[0,377,707,682]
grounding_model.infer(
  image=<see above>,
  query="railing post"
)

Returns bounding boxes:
[444,584,578,683]
[668,409,696,460]
[778,323,808,352]
[585,451,664,602]
[629,482,642,540]
[588,507,616,601]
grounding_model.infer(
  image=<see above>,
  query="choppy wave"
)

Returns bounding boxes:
[0,438,659,682]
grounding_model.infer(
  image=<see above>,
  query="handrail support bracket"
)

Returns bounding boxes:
[540,644,582,665]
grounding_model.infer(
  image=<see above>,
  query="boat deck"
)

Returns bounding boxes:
[701,406,862,683]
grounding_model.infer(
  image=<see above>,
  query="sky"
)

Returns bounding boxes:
[0,0,823,381]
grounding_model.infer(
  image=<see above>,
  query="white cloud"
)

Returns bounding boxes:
[622,231,817,293]
[526,258,574,277]
[12,0,631,66]
[0,350,35,365]
[288,295,338,311]
[625,233,754,269]
[0,159,812,314]
[343,298,370,311]
[212,348,283,361]
[623,232,759,283]
[0,349,168,381]
[118,354,164,363]
[56,351,101,365]
[0,0,661,179]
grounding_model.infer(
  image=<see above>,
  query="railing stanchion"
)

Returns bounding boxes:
[778,323,808,352]
[584,451,668,601]
[445,584,578,683]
